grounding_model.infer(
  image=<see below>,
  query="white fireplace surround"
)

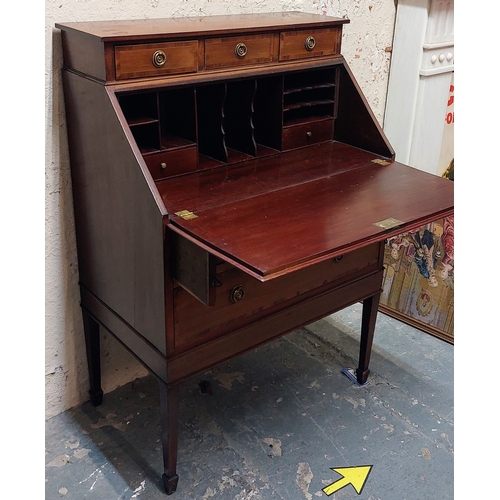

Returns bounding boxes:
[384,0,454,175]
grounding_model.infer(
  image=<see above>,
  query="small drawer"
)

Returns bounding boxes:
[282,118,333,151]
[144,146,197,180]
[173,243,380,351]
[205,34,277,70]
[279,28,342,61]
[115,40,198,80]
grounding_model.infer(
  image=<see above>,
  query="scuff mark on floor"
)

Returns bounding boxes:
[90,413,127,431]
[202,486,217,498]
[73,448,90,459]
[345,396,366,410]
[234,487,262,499]
[47,454,71,467]
[213,371,245,390]
[201,419,223,438]
[296,462,313,500]
[263,437,282,457]
[215,471,267,499]
[437,432,453,452]
[65,438,80,449]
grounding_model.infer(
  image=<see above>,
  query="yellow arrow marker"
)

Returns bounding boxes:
[322,465,373,496]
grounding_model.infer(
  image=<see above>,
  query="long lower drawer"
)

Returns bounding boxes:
[168,269,384,383]
[173,243,381,352]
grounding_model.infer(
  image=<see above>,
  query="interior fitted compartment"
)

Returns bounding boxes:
[117,66,340,178]
[119,92,160,153]
[118,88,197,179]
[283,68,337,115]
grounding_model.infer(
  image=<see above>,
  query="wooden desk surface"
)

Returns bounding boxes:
[159,142,454,280]
[56,12,348,41]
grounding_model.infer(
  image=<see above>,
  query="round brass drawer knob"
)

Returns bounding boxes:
[332,255,344,263]
[152,50,167,68]
[230,285,245,303]
[305,36,316,51]
[160,162,167,170]
[234,43,248,58]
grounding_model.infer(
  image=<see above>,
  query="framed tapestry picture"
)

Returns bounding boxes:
[379,211,454,344]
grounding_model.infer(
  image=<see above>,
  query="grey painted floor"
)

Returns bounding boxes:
[45,304,453,500]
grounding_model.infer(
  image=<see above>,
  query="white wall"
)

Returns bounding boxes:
[45,0,396,419]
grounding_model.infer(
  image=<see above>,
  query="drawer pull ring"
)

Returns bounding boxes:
[332,255,344,263]
[230,285,245,303]
[305,36,316,51]
[152,50,167,68]
[234,43,248,58]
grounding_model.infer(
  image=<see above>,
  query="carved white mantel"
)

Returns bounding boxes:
[384,0,454,175]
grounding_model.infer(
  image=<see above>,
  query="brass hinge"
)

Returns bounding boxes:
[371,158,391,166]
[174,210,198,221]
[373,217,404,230]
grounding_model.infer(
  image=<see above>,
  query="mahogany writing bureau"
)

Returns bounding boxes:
[56,12,454,494]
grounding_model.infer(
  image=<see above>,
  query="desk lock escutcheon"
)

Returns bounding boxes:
[230,285,245,303]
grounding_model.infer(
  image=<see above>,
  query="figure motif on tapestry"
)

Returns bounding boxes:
[381,216,454,342]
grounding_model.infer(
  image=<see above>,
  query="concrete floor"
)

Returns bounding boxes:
[45,303,453,500]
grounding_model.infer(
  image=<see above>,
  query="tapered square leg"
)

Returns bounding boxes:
[356,293,381,385]
[160,383,180,495]
[82,310,103,406]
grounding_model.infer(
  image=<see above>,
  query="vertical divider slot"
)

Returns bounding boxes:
[196,83,228,168]
[253,75,284,154]
[224,79,257,162]
[159,88,197,150]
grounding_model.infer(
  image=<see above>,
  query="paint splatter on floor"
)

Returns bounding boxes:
[296,462,313,500]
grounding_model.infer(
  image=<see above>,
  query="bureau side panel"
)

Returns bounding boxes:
[59,30,108,81]
[62,70,167,355]
[334,59,394,159]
